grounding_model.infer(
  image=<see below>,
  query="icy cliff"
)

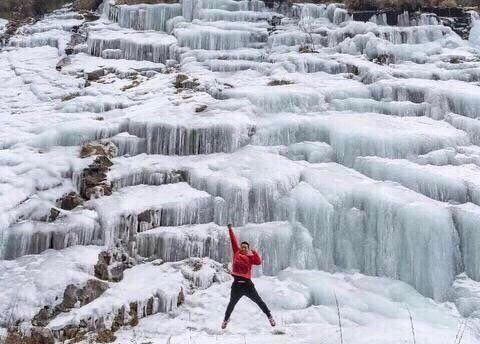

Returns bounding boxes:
[1,0,480,342]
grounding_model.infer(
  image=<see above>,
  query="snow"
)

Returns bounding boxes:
[112,270,479,344]
[86,183,217,247]
[0,246,103,326]
[48,261,184,332]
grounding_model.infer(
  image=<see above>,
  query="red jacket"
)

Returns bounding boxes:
[229,228,261,280]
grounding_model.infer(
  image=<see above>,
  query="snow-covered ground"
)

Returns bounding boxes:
[1,1,480,343]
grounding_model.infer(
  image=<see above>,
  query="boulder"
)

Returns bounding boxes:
[79,141,117,159]
[58,191,84,210]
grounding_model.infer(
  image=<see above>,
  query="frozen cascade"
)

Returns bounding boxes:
[3,211,102,260]
[4,0,480,338]
[354,157,480,205]
[136,222,317,275]
[186,146,303,225]
[198,9,274,22]
[110,133,147,157]
[87,29,177,63]
[182,0,266,21]
[174,25,266,50]
[109,3,182,31]
[370,79,480,120]
[253,113,469,166]
[86,183,218,248]
[470,14,480,48]
[451,203,480,282]
[446,113,480,145]
[297,163,460,301]
[125,111,252,155]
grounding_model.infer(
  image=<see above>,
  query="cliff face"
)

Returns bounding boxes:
[0,0,103,21]
[0,0,70,20]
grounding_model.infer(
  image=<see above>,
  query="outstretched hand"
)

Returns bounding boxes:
[227,223,232,230]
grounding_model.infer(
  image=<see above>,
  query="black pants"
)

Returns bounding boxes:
[224,276,271,321]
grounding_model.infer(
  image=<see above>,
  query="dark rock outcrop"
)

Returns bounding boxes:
[57,191,84,210]
[5,326,55,344]
[94,247,135,282]
[32,279,108,327]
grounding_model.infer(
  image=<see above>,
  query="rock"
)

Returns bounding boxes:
[128,302,139,326]
[6,327,55,344]
[174,74,188,89]
[177,288,185,307]
[94,251,112,280]
[85,184,112,199]
[195,104,207,113]
[109,262,126,282]
[267,80,294,86]
[61,284,80,310]
[56,56,71,71]
[79,153,114,199]
[182,78,200,90]
[247,126,256,137]
[58,192,84,210]
[47,208,60,222]
[299,45,317,53]
[92,155,114,168]
[137,209,152,223]
[86,68,106,82]
[32,306,51,327]
[30,327,55,344]
[95,329,116,343]
[94,250,131,282]
[79,141,117,159]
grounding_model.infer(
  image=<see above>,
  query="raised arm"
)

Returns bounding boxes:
[228,224,239,253]
[249,250,262,265]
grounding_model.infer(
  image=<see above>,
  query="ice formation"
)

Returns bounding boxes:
[2,0,480,341]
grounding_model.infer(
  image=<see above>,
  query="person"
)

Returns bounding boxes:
[222,224,275,329]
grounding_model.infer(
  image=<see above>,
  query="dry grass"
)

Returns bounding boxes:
[115,0,179,4]
[345,0,458,10]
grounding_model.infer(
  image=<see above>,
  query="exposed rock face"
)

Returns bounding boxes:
[32,279,108,327]
[79,140,118,158]
[174,73,200,91]
[61,279,109,310]
[95,329,117,343]
[73,0,104,12]
[79,155,115,200]
[58,191,84,210]
[47,208,60,222]
[5,326,55,344]
[94,247,135,282]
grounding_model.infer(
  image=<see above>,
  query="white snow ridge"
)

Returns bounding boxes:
[1,0,480,343]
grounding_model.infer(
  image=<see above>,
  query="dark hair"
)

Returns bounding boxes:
[240,241,249,247]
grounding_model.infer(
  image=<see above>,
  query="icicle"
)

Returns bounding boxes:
[113,4,182,32]
[452,203,480,282]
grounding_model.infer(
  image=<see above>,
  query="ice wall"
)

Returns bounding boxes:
[288,163,460,301]
[87,30,177,63]
[113,4,182,31]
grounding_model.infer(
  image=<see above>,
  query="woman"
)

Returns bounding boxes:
[222,224,275,329]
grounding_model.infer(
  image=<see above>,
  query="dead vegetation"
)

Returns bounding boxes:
[115,0,179,4]
[345,0,458,11]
